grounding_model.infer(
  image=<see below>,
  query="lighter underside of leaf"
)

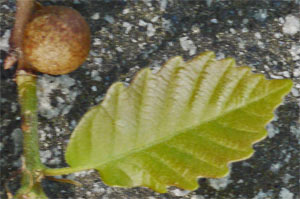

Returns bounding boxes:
[66,51,293,192]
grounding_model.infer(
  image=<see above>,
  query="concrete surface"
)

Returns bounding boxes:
[0,0,299,199]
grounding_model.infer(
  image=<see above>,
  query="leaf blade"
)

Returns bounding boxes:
[66,52,293,192]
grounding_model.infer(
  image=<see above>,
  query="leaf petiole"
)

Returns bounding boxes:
[43,166,91,176]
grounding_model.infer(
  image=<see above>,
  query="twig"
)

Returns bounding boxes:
[14,70,47,198]
[4,0,35,70]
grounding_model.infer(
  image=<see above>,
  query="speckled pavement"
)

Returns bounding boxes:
[0,0,299,199]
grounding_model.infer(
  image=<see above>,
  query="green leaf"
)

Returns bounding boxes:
[65,51,292,192]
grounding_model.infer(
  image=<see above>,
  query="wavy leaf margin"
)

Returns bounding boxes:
[66,51,293,192]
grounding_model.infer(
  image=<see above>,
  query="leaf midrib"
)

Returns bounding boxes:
[86,82,291,169]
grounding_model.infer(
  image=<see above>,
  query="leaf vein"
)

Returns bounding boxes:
[141,151,194,187]
[162,143,223,169]
[190,131,248,152]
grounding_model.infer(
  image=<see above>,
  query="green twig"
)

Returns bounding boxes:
[16,70,43,170]
[14,70,89,198]
[15,70,47,199]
